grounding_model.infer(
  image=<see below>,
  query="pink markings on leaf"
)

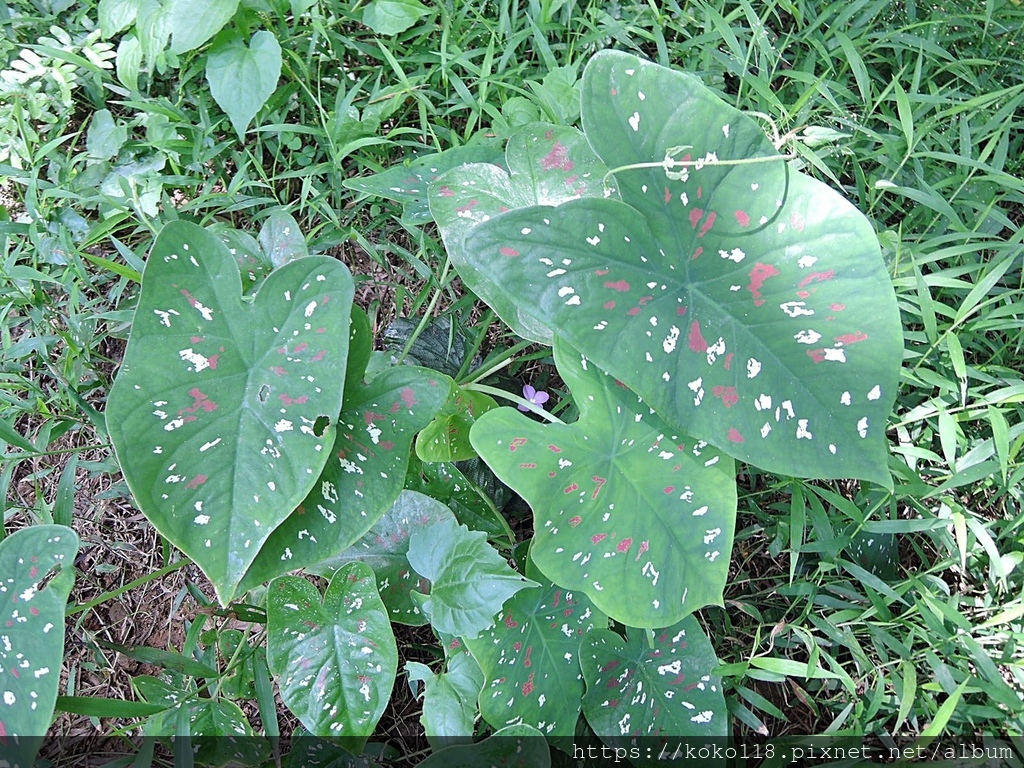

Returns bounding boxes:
[207,355,219,369]
[698,211,717,238]
[591,533,607,544]
[605,280,630,292]
[603,300,616,310]
[518,462,537,469]
[712,385,739,407]
[569,516,582,527]
[688,208,704,229]
[438,186,454,197]
[364,411,386,424]
[610,88,617,96]
[379,440,394,451]
[797,290,810,299]
[735,210,751,227]
[185,474,207,489]
[504,613,518,629]
[191,336,203,343]
[500,246,520,257]
[509,437,528,452]
[294,342,309,353]
[663,486,675,494]
[677,306,688,316]
[830,303,846,312]
[696,185,703,199]
[183,388,218,413]
[692,246,704,261]
[540,141,574,171]
[400,387,417,408]
[627,307,641,316]
[798,270,835,289]
[270,366,286,376]
[723,353,734,370]
[688,321,708,353]
[523,646,533,668]
[664,187,672,204]
[280,394,308,406]
[311,350,326,362]
[790,212,806,231]
[595,268,609,276]
[591,475,607,500]
[456,200,478,214]
[635,540,649,561]
[727,428,745,443]
[564,482,579,494]
[548,444,562,453]
[521,674,535,696]
[835,331,868,345]
[638,295,654,306]
[747,262,780,307]
[617,538,633,553]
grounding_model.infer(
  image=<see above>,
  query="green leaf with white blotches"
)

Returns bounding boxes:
[471,340,736,628]
[450,52,902,486]
[464,557,606,738]
[206,30,282,137]
[429,123,612,344]
[259,210,308,268]
[267,564,397,745]
[416,724,551,768]
[581,617,727,751]
[312,491,457,625]
[106,221,352,605]
[407,518,537,639]
[236,368,450,595]
[0,525,78,765]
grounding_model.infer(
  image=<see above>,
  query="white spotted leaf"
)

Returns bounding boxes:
[0,525,78,754]
[471,339,736,628]
[454,52,902,486]
[266,564,397,744]
[429,123,611,344]
[581,617,727,746]
[407,518,538,639]
[415,723,550,768]
[463,557,606,738]
[310,490,457,625]
[235,367,450,595]
[106,220,352,605]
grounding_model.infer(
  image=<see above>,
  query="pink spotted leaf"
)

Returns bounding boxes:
[105,220,353,605]
[471,339,736,629]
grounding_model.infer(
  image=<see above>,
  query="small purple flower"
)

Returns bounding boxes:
[518,384,550,412]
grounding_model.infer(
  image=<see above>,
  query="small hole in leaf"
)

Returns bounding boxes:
[313,415,330,437]
[258,385,270,403]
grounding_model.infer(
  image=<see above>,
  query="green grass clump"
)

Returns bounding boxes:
[1,0,1021,751]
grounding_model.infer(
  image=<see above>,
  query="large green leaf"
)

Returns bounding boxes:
[106,221,352,604]
[471,340,735,628]
[581,618,727,747]
[464,557,606,738]
[361,0,430,35]
[169,0,239,53]
[452,52,902,485]
[267,564,397,745]
[237,367,450,593]
[429,123,611,343]
[416,724,550,768]
[0,525,78,764]
[206,30,282,137]
[407,518,537,638]
[312,490,457,625]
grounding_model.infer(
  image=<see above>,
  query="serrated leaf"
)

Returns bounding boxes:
[453,52,902,486]
[416,724,551,768]
[236,367,449,594]
[169,0,240,54]
[407,518,537,638]
[415,388,498,462]
[344,142,503,226]
[267,564,397,745]
[472,340,736,628]
[407,650,484,749]
[312,491,457,625]
[581,618,727,747]
[105,221,352,604]
[0,525,78,762]
[361,0,429,35]
[207,30,282,137]
[429,123,611,344]
[464,559,605,737]
[259,211,308,268]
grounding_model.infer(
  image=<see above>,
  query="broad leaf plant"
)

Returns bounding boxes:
[72,50,901,763]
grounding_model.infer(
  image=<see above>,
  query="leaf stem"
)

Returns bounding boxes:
[602,147,795,190]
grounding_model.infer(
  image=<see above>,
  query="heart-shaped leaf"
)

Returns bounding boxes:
[259,210,308,268]
[581,617,727,745]
[312,490,457,625]
[0,525,78,763]
[407,518,538,638]
[207,30,282,137]
[267,564,397,745]
[169,0,239,53]
[106,221,352,604]
[429,123,611,343]
[416,724,550,768]
[464,557,606,738]
[361,0,430,35]
[471,340,736,628]
[452,52,902,486]
[406,649,484,749]
[415,387,498,462]
[236,367,450,594]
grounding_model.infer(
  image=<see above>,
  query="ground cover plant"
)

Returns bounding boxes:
[1,0,1023,765]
